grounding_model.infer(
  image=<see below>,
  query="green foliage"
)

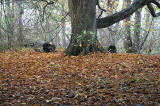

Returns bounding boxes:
[0,47,5,52]
[50,62,57,69]
[105,88,108,94]
[0,45,11,51]
[76,30,95,46]
[135,23,140,26]
[133,74,140,83]
[103,46,109,51]
[89,88,94,94]
[101,80,107,86]
[137,8,142,11]
[152,48,160,54]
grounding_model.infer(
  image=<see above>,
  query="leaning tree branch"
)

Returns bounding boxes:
[152,0,160,8]
[147,4,160,17]
[147,0,160,17]
[97,0,153,29]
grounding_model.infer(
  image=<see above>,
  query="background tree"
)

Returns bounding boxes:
[15,0,24,46]
[123,0,132,53]
[133,8,142,53]
[0,0,2,41]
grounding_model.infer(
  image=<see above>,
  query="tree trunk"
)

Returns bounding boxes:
[139,12,153,53]
[66,0,105,56]
[16,0,24,46]
[61,2,67,48]
[5,0,12,48]
[107,0,116,46]
[0,1,3,41]
[61,22,67,48]
[132,9,141,53]
[123,0,133,53]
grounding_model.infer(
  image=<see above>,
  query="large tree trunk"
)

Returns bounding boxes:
[66,0,105,56]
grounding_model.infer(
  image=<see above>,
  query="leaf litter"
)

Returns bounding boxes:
[0,49,160,105]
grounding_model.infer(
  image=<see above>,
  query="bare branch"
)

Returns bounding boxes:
[147,4,160,17]
[152,0,160,8]
[97,0,153,29]
[96,0,106,18]
[147,0,160,17]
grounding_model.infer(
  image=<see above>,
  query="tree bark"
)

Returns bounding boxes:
[123,0,133,53]
[66,0,105,56]
[0,0,3,41]
[107,0,115,46]
[16,0,24,46]
[133,9,141,53]
[61,2,67,48]
[5,0,12,48]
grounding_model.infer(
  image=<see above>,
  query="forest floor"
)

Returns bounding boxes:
[0,48,160,105]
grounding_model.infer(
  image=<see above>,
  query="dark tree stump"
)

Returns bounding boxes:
[108,45,117,53]
[43,43,56,52]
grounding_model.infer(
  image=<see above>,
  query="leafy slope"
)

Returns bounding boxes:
[0,49,160,105]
